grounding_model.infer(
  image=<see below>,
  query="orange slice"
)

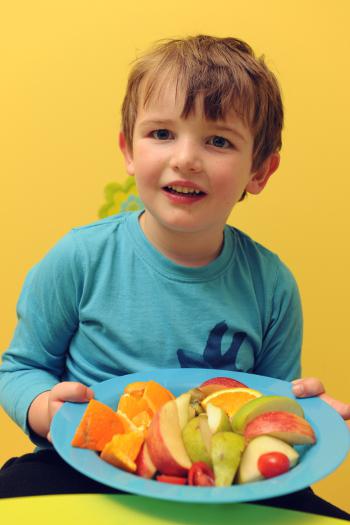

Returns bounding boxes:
[117,393,153,419]
[116,409,139,432]
[71,399,126,451]
[101,449,137,473]
[201,387,262,417]
[101,430,145,472]
[142,380,175,414]
[124,381,147,398]
[132,410,152,429]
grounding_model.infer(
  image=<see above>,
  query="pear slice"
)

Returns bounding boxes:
[188,388,206,402]
[237,435,299,484]
[187,388,206,415]
[231,395,304,434]
[211,432,245,486]
[182,415,212,466]
[206,403,231,434]
[188,405,196,419]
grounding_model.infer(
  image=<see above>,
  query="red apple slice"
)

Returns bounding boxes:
[244,411,316,445]
[146,399,192,476]
[135,442,157,479]
[198,377,247,396]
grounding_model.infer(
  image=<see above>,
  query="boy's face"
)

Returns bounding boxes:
[120,84,278,246]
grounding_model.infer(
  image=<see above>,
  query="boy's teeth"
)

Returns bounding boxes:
[167,185,201,194]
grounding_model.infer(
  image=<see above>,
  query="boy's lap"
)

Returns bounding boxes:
[0,449,123,498]
[0,450,349,521]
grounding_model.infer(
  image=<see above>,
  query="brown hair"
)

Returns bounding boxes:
[121,35,283,174]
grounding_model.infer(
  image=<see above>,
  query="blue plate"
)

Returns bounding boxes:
[51,369,349,503]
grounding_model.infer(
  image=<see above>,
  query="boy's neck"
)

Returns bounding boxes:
[139,212,224,267]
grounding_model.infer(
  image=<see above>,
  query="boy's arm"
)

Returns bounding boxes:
[0,231,83,442]
[292,377,350,429]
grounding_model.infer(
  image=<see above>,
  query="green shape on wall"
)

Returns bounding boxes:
[98,176,143,218]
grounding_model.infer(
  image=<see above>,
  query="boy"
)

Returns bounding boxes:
[0,35,349,518]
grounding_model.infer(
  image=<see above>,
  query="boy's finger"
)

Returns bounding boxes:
[319,393,350,422]
[291,377,325,397]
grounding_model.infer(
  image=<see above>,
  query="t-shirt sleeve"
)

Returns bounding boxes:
[0,231,82,441]
[253,260,303,382]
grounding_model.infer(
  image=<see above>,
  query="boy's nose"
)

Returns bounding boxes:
[169,140,203,174]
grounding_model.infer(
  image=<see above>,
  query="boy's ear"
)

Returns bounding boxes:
[245,153,280,195]
[119,132,135,176]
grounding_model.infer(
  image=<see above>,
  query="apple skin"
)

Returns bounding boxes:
[244,411,316,445]
[231,395,305,434]
[146,399,192,476]
[135,442,157,479]
[198,377,247,397]
[237,435,299,484]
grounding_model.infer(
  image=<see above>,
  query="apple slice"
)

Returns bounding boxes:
[244,411,316,445]
[198,377,247,397]
[135,442,157,479]
[237,435,299,484]
[146,399,192,476]
[175,392,193,430]
[231,395,305,434]
[206,403,231,434]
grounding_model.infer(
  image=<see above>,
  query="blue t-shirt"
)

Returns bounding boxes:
[0,211,302,439]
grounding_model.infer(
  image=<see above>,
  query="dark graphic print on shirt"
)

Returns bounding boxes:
[177,321,246,370]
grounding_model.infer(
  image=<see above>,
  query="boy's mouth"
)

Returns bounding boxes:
[163,185,206,197]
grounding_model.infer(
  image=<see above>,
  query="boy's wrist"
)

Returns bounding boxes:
[27,390,51,439]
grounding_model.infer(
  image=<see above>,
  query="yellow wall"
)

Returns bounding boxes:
[1,0,349,512]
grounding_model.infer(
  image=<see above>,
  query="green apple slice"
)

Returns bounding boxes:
[231,395,304,434]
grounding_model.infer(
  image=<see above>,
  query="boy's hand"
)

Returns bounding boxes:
[292,377,350,430]
[28,382,94,443]
[47,382,94,442]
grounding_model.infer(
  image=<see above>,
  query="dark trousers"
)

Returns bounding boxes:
[0,450,349,521]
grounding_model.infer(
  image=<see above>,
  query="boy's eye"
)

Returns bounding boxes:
[208,136,232,149]
[151,129,173,140]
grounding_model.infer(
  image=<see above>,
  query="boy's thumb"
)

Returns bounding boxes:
[54,382,95,403]
[84,386,94,401]
[80,385,95,401]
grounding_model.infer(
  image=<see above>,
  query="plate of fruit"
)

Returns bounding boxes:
[51,369,349,503]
